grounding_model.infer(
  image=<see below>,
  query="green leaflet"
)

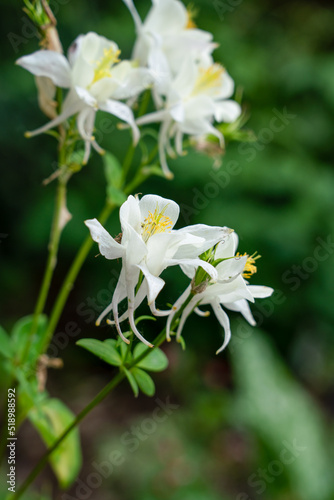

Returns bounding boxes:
[11,314,48,365]
[28,398,82,489]
[134,343,169,372]
[76,338,122,366]
[131,367,155,397]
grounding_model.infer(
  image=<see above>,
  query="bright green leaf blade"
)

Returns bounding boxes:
[134,344,169,372]
[76,339,122,366]
[11,314,48,365]
[103,152,126,206]
[132,367,155,397]
[124,367,139,397]
[230,323,334,500]
[103,151,123,189]
[0,325,12,358]
[28,398,82,488]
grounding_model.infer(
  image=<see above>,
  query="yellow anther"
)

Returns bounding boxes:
[91,47,121,84]
[237,252,261,279]
[192,64,225,96]
[186,4,198,29]
[142,205,173,242]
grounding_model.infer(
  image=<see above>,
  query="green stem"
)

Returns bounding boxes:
[12,294,193,500]
[11,328,166,500]
[25,179,67,361]
[40,201,115,353]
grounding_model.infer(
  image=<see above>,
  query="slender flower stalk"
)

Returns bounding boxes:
[25,179,67,360]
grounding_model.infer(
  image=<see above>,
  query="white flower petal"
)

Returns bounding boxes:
[84,219,125,260]
[25,91,83,137]
[247,285,274,299]
[120,195,142,234]
[139,194,180,227]
[216,255,248,282]
[137,264,165,304]
[16,51,71,88]
[224,299,256,326]
[215,100,242,123]
[212,300,231,353]
[99,99,140,145]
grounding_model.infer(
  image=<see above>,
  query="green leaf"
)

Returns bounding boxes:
[103,152,126,206]
[106,185,127,206]
[11,315,48,365]
[103,151,123,189]
[119,341,130,362]
[0,325,12,359]
[123,367,139,397]
[76,339,122,366]
[132,367,155,396]
[28,399,81,488]
[230,324,334,500]
[134,344,169,372]
[16,368,47,419]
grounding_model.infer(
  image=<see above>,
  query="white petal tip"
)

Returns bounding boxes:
[95,320,101,327]
[166,337,171,342]
[165,172,174,180]
[24,131,32,138]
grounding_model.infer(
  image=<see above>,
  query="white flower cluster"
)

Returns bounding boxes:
[124,0,242,177]
[86,194,273,353]
[16,0,241,175]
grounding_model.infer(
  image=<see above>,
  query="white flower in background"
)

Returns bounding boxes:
[123,0,215,93]
[85,194,231,346]
[16,32,153,163]
[167,232,274,353]
[136,57,242,177]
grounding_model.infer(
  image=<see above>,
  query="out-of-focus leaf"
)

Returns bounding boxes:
[134,343,169,372]
[124,367,138,397]
[103,151,123,189]
[28,398,82,488]
[0,325,12,358]
[103,151,126,205]
[106,185,127,206]
[132,367,155,397]
[230,323,333,500]
[76,338,122,366]
[11,315,47,365]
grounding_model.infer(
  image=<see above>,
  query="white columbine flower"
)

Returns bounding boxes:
[16,32,153,163]
[123,0,215,94]
[136,57,242,177]
[166,232,274,353]
[85,194,231,347]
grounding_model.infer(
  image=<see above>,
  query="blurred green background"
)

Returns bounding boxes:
[1,0,334,499]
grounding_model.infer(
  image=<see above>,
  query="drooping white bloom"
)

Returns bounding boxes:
[136,57,242,177]
[85,194,231,346]
[123,0,215,93]
[167,232,274,353]
[16,32,153,163]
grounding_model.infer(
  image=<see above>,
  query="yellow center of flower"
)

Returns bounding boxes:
[142,205,173,243]
[192,64,225,95]
[185,4,198,29]
[237,252,261,279]
[91,47,121,84]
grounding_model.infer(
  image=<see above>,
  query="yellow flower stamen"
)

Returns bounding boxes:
[185,4,198,29]
[142,205,173,243]
[91,47,121,85]
[237,252,261,279]
[192,64,225,96]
